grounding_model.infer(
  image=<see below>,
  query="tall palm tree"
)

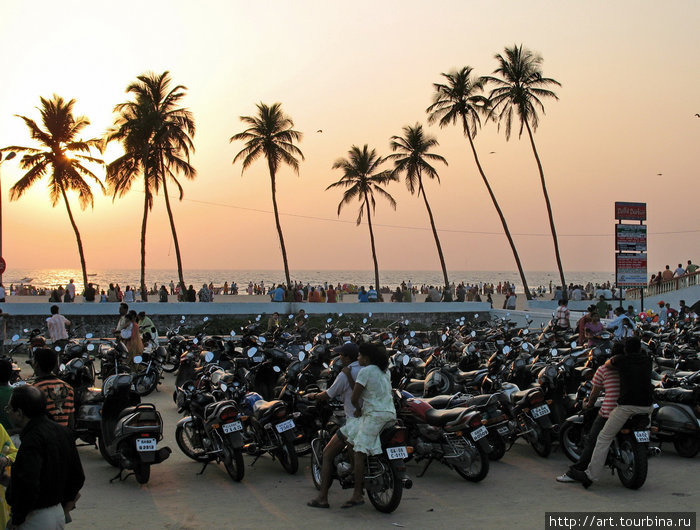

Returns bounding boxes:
[426,67,533,299]
[106,71,196,300]
[387,123,450,293]
[230,102,303,288]
[485,44,565,292]
[327,145,398,295]
[1,95,104,291]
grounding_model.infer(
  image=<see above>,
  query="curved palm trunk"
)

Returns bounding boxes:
[140,187,149,301]
[462,116,532,300]
[267,160,291,288]
[60,188,89,294]
[363,194,381,296]
[418,178,449,291]
[525,120,566,292]
[161,174,186,294]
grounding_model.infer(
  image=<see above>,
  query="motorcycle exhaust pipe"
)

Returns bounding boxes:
[402,478,413,490]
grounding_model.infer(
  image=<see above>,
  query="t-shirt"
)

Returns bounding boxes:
[661,269,674,281]
[33,377,75,427]
[355,365,394,415]
[325,361,362,417]
[0,386,13,431]
[610,354,652,406]
[46,314,70,341]
[686,263,698,274]
[326,289,337,303]
[591,364,620,418]
[674,267,685,277]
[273,287,285,302]
[554,306,570,327]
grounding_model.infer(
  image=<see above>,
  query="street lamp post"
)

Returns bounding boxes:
[0,151,17,286]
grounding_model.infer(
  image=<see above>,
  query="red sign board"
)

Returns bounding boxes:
[615,202,647,221]
[615,224,647,251]
[0,257,5,275]
[616,253,647,286]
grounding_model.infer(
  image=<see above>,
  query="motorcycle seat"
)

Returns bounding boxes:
[253,399,285,418]
[453,369,487,384]
[654,387,696,405]
[423,407,465,427]
[422,395,452,408]
[510,387,540,403]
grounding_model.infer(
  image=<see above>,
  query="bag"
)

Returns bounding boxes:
[120,324,132,340]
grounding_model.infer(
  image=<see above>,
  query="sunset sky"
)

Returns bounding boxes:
[0,1,698,278]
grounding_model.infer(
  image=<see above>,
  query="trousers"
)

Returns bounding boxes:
[18,503,65,529]
[586,404,652,481]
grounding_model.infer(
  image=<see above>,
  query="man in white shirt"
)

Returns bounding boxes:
[65,279,76,302]
[308,343,361,509]
[606,307,634,340]
[46,305,70,342]
[674,264,685,277]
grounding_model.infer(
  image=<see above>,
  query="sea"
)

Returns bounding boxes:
[3,268,615,294]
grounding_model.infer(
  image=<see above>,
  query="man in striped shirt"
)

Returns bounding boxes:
[557,346,620,483]
[31,348,75,429]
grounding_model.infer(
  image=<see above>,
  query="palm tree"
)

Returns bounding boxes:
[230,102,303,288]
[327,145,398,295]
[387,123,450,294]
[426,67,533,299]
[485,44,565,292]
[106,71,196,300]
[1,95,104,291]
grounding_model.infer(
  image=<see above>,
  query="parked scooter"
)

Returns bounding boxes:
[98,373,171,484]
[651,371,700,457]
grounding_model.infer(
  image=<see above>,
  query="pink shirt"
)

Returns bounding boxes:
[46,314,70,341]
[591,364,620,418]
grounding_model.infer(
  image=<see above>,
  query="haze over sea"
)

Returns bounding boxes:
[4,269,614,294]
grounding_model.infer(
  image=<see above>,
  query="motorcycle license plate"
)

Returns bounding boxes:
[497,426,510,435]
[634,430,650,443]
[135,438,157,452]
[471,425,488,441]
[253,356,263,363]
[531,404,551,419]
[275,419,295,433]
[387,446,408,460]
[222,421,243,433]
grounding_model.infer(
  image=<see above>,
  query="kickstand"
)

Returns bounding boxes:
[249,453,261,467]
[417,458,433,478]
[197,461,210,475]
[109,468,133,483]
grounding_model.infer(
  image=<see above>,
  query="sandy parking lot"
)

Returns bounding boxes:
[63,371,697,530]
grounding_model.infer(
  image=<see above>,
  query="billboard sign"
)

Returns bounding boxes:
[616,253,647,286]
[616,224,647,251]
[615,202,647,221]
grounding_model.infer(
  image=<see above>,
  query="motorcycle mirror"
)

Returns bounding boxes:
[323,363,329,369]
[55,346,61,352]
[133,356,143,364]
[87,344,95,352]
[258,336,267,344]
[180,319,186,325]
[368,312,373,318]
[525,314,530,319]
[410,331,415,337]
[402,355,409,366]
[23,328,29,333]
[193,338,199,345]
[338,313,344,317]
[325,332,332,339]
[304,314,309,319]
[506,312,511,317]
[273,365,281,373]
[659,320,665,326]
[230,330,236,337]
[441,334,447,342]
[403,338,409,346]
[523,329,529,335]
[474,314,479,319]
[550,348,558,357]
[298,351,306,362]
[327,318,332,323]
[571,341,577,348]
[204,352,214,363]
[363,318,368,324]
[220,383,228,392]
[11,335,19,342]
[85,333,93,339]
[256,315,261,322]
[503,345,512,354]
[404,319,409,325]
[471,330,476,338]
[305,343,312,351]
[522,343,529,352]
[288,314,295,319]
[59,363,66,371]
[203,317,209,322]
[248,347,258,357]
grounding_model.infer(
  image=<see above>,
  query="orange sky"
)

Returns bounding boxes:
[0,1,698,276]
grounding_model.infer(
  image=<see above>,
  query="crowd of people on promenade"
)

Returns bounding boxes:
[648,259,698,286]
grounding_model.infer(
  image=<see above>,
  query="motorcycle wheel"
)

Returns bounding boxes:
[175,422,211,462]
[525,417,552,458]
[223,444,245,482]
[276,438,299,474]
[453,438,490,482]
[310,437,325,490]
[486,431,506,461]
[134,463,151,484]
[559,420,585,463]
[98,436,119,467]
[161,352,179,373]
[673,435,700,458]
[616,436,648,489]
[367,456,403,514]
[133,371,159,396]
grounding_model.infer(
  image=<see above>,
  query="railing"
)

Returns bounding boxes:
[626,270,700,300]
